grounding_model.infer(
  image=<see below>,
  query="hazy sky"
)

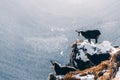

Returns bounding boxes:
[4,0,119,20]
[34,0,120,18]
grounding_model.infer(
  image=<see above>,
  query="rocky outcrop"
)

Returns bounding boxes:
[48,40,120,80]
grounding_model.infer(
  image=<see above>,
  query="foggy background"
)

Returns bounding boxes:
[0,0,120,80]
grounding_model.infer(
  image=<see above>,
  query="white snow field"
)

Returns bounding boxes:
[0,0,120,80]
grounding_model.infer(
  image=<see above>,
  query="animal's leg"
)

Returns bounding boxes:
[95,38,98,43]
[88,38,91,43]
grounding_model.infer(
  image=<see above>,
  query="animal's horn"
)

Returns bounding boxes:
[50,60,53,63]
[50,60,54,64]
[75,30,80,32]
[75,30,78,32]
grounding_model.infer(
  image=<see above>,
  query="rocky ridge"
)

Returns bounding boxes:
[48,40,120,80]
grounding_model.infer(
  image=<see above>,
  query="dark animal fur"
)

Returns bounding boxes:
[86,53,110,65]
[50,60,76,75]
[74,58,94,70]
[76,30,101,43]
[73,53,110,70]
[48,73,56,80]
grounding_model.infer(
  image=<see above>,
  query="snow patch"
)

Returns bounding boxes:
[73,74,94,80]
[76,49,89,62]
[56,75,64,79]
[75,40,117,61]
[96,41,115,53]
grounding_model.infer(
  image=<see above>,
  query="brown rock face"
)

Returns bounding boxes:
[64,49,120,80]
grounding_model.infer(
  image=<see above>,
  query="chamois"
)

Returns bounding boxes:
[74,58,94,70]
[85,53,110,65]
[50,60,76,75]
[76,30,101,43]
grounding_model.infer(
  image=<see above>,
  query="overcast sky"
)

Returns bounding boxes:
[29,0,120,18]
[1,0,119,19]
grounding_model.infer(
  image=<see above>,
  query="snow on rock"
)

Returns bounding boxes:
[48,73,64,80]
[74,40,116,61]
[77,40,96,55]
[56,75,64,79]
[69,40,118,70]
[96,41,116,53]
[72,74,94,80]
[49,39,120,80]
[80,40,115,54]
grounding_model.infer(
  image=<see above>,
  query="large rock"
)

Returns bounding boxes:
[48,40,120,80]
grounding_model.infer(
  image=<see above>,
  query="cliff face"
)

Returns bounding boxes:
[48,40,120,80]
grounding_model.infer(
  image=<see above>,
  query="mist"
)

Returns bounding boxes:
[0,0,120,80]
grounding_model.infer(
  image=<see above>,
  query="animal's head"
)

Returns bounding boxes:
[75,30,82,36]
[50,60,61,70]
